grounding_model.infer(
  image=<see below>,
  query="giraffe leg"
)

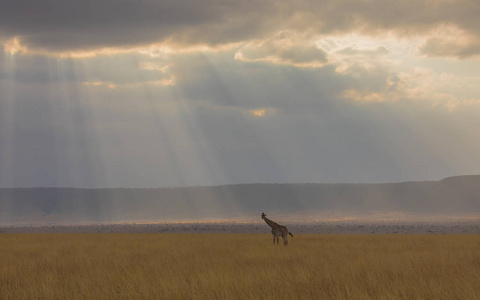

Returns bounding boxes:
[276,236,279,245]
[272,235,275,245]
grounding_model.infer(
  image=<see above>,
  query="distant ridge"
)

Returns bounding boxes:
[1,175,480,225]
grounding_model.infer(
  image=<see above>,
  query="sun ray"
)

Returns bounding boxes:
[0,49,18,187]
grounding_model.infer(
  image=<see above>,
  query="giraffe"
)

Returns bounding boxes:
[261,212,293,246]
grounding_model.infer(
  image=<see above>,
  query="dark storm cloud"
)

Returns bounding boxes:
[1,0,480,57]
[0,0,279,51]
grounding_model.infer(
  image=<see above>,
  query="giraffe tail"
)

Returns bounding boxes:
[289,232,293,237]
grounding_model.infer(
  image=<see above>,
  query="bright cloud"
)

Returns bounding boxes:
[249,109,267,117]
[235,32,327,67]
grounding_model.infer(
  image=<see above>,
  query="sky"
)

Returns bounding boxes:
[1,0,480,188]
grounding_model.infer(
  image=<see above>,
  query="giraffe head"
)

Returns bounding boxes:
[261,212,266,219]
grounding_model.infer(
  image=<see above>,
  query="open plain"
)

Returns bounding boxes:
[1,234,479,299]
[1,219,480,234]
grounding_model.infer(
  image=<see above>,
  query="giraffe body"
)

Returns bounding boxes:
[261,213,293,246]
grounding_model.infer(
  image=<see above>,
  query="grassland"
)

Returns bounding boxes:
[1,234,479,299]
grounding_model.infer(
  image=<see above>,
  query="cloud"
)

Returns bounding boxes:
[0,0,281,53]
[168,51,353,114]
[235,33,328,67]
[419,25,480,58]
[2,0,480,58]
[249,109,267,117]
[336,45,390,57]
[235,44,327,67]
[0,50,173,87]
[2,37,27,55]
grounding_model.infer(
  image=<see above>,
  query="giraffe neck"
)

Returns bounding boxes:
[263,217,278,229]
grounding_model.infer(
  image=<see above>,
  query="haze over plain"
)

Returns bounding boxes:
[1,175,479,225]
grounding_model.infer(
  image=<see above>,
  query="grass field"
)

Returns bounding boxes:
[1,234,479,299]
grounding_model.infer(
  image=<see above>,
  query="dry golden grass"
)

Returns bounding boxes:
[0,234,479,299]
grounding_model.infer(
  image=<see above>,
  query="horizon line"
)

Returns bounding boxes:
[1,174,479,190]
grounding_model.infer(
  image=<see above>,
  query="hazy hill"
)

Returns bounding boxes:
[1,175,480,225]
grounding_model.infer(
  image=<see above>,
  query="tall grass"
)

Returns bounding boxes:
[1,234,479,299]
